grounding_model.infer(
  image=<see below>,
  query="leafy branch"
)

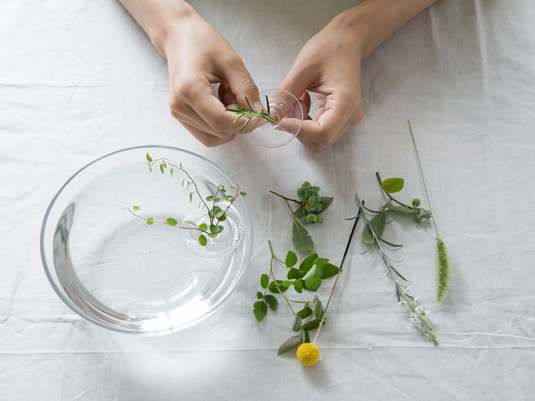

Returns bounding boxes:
[226,96,278,132]
[125,153,246,247]
[254,241,342,355]
[355,193,438,345]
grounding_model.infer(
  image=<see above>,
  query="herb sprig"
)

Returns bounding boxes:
[226,96,278,132]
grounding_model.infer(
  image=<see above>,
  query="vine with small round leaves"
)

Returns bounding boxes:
[124,153,246,247]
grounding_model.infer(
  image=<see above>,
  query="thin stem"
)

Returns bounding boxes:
[215,186,241,228]
[313,202,363,344]
[270,190,302,205]
[408,120,440,237]
[125,208,208,233]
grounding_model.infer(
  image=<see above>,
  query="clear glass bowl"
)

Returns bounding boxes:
[40,146,254,335]
[249,88,304,148]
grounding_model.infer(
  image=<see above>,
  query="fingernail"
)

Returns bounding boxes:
[254,101,264,112]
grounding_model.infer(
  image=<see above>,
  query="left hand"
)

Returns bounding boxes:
[280,10,365,153]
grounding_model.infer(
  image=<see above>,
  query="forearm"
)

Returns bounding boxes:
[340,0,439,59]
[117,0,194,56]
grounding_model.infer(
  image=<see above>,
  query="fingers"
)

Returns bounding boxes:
[219,57,262,112]
[296,94,363,153]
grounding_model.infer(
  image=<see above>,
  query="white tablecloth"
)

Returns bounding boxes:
[2,0,534,399]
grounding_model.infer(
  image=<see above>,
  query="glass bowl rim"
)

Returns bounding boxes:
[40,145,254,335]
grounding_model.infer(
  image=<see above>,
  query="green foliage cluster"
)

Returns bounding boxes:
[254,242,339,355]
[270,182,333,252]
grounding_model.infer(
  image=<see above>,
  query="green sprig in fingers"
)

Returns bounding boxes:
[124,153,246,247]
[226,96,278,132]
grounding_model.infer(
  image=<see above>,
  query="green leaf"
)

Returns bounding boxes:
[218,214,227,222]
[287,268,300,280]
[170,168,174,176]
[207,233,218,239]
[301,318,321,331]
[319,197,334,214]
[148,163,152,172]
[304,276,322,291]
[311,258,329,278]
[301,266,317,281]
[299,253,318,272]
[184,220,196,226]
[199,223,208,231]
[163,161,167,168]
[294,280,303,293]
[146,217,154,225]
[302,329,310,344]
[225,195,234,202]
[240,191,246,196]
[285,251,297,268]
[292,315,302,332]
[268,280,289,293]
[362,210,386,244]
[146,153,153,162]
[160,164,164,174]
[189,192,193,203]
[133,206,139,211]
[198,235,207,246]
[292,220,314,252]
[206,196,214,201]
[166,218,177,226]
[210,224,218,234]
[256,291,263,299]
[265,295,278,311]
[321,263,339,279]
[293,207,304,219]
[260,274,269,289]
[282,280,295,287]
[314,300,324,320]
[253,301,268,322]
[214,209,225,219]
[297,306,312,319]
[214,198,221,203]
[381,178,404,193]
[277,335,301,356]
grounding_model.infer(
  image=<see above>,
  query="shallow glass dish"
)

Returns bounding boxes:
[40,146,253,335]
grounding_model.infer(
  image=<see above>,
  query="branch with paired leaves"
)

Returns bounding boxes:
[124,153,246,247]
[270,182,334,253]
[254,241,341,355]
[226,96,278,132]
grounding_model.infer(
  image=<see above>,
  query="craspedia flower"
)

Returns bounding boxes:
[296,343,320,366]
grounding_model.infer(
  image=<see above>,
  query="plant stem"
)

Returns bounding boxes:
[270,190,301,205]
[313,202,363,345]
[376,172,420,211]
[408,120,439,237]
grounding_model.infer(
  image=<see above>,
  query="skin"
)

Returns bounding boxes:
[119,0,439,151]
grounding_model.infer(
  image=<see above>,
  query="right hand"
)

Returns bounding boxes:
[160,4,262,146]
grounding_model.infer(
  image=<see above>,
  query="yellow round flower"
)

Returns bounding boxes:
[296,343,320,366]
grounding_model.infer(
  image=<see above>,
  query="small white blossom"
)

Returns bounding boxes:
[398,301,406,307]
[405,285,411,294]
[423,310,430,316]
[409,317,420,324]
[412,296,419,302]
[415,305,424,312]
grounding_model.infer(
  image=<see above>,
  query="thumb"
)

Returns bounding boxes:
[220,58,262,112]
[279,60,316,102]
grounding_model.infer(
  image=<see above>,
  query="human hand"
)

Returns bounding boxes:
[161,7,264,146]
[280,10,365,153]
